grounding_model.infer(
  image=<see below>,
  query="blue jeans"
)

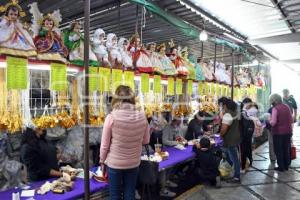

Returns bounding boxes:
[108,167,139,200]
[225,146,240,179]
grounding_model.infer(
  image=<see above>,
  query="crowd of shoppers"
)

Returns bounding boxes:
[19,85,297,200]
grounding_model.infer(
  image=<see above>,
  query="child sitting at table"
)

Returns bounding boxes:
[193,137,221,188]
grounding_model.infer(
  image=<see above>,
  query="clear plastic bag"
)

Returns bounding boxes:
[218,159,233,178]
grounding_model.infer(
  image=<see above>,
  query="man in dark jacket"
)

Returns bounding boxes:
[193,137,221,187]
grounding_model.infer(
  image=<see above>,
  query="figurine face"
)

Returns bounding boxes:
[172,48,177,55]
[44,19,54,30]
[112,36,117,46]
[73,23,81,33]
[159,46,166,54]
[7,8,19,21]
[135,37,140,45]
[150,44,156,52]
[99,33,105,42]
[123,40,129,48]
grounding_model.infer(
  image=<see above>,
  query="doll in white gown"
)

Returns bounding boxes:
[118,37,133,70]
[106,33,122,69]
[0,0,36,57]
[93,28,110,67]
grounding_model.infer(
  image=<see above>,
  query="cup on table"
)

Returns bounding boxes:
[155,144,162,153]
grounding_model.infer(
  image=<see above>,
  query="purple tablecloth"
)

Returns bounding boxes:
[0,177,108,200]
[159,145,195,171]
[159,136,223,171]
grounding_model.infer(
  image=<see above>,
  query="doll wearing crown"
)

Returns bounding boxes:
[118,37,133,70]
[128,33,153,73]
[64,21,98,66]
[29,2,68,63]
[168,43,189,77]
[0,0,36,57]
[156,43,177,76]
[147,42,164,74]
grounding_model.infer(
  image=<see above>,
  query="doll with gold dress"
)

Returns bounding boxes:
[128,33,153,73]
[63,21,98,66]
[118,37,133,70]
[29,2,68,63]
[147,42,164,74]
[156,43,177,76]
[0,0,36,57]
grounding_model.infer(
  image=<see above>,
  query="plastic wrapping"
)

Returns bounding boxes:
[56,126,84,167]
[0,134,23,191]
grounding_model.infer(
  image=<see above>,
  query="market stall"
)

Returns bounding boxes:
[0,0,272,199]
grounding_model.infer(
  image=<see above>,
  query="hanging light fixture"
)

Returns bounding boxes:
[199,30,208,41]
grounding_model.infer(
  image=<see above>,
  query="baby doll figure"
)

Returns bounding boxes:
[0,0,36,57]
[93,28,110,67]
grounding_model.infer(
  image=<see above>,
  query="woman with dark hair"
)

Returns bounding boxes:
[219,97,241,183]
[100,85,150,200]
[240,98,254,173]
[185,111,212,141]
[20,127,61,182]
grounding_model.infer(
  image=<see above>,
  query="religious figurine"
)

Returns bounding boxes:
[63,21,98,67]
[118,37,133,70]
[106,33,122,69]
[200,61,214,81]
[189,56,205,81]
[168,41,189,77]
[181,47,195,80]
[0,0,36,57]
[156,43,177,76]
[128,33,153,73]
[29,2,68,63]
[147,42,164,74]
[215,62,231,84]
[93,28,110,67]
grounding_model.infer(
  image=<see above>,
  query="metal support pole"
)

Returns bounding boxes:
[213,43,217,73]
[83,0,90,199]
[201,42,204,59]
[118,0,121,35]
[135,5,139,33]
[231,50,235,100]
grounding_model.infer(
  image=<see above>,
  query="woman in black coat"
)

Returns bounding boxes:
[20,127,62,182]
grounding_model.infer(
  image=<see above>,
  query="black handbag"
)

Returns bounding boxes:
[138,145,159,185]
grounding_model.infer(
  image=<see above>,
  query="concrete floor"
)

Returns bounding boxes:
[180,126,300,200]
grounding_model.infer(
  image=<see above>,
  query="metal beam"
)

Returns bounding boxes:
[270,0,296,33]
[281,59,300,64]
[249,32,300,45]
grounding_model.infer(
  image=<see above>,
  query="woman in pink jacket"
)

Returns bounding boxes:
[100,85,150,200]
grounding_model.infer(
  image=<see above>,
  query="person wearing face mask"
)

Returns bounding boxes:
[20,127,62,182]
[185,111,211,141]
[218,97,241,183]
[162,118,186,147]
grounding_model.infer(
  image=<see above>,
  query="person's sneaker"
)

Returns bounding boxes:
[215,176,221,188]
[227,177,241,184]
[160,189,176,197]
[240,169,246,174]
[135,190,141,200]
[166,180,178,188]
